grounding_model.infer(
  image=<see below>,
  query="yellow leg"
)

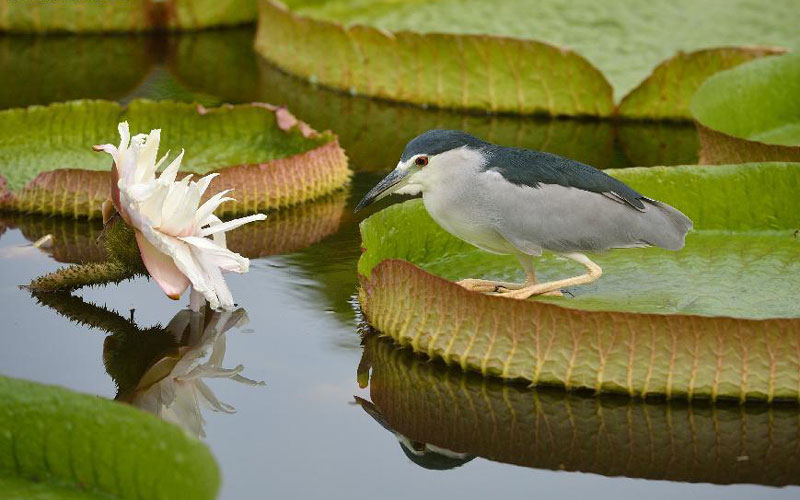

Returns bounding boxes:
[498,252,601,300]
[457,255,562,296]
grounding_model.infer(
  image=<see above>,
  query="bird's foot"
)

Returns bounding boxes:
[497,285,564,300]
[456,278,524,293]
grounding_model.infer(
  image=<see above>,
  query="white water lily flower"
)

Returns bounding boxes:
[94,122,266,310]
[130,308,264,438]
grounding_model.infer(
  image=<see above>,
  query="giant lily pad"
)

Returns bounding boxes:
[0,99,351,218]
[357,335,800,485]
[255,0,800,118]
[0,375,219,500]
[691,52,800,164]
[0,0,255,33]
[357,162,800,401]
[168,29,700,169]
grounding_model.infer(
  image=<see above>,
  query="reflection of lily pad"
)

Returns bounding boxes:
[357,163,800,401]
[358,335,800,485]
[0,213,107,263]
[0,375,219,500]
[0,0,255,33]
[691,52,800,163]
[256,0,800,117]
[226,191,348,258]
[0,99,350,218]
[167,30,699,169]
[0,35,155,109]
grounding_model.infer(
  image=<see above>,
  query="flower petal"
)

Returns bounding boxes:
[158,149,184,185]
[194,173,219,197]
[194,190,234,229]
[180,236,249,273]
[135,230,190,300]
[199,214,267,237]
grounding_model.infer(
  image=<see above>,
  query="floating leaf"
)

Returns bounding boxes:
[691,52,800,163]
[618,46,785,120]
[357,163,800,401]
[256,0,800,118]
[171,31,699,169]
[0,0,256,33]
[0,375,220,500]
[0,99,351,218]
[256,0,614,117]
[358,335,800,484]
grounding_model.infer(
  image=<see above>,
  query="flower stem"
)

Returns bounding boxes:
[28,261,136,293]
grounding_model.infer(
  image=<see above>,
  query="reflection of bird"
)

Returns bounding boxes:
[354,396,475,471]
[356,130,692,299]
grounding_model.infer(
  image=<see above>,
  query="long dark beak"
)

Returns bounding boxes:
[354,168,410,213]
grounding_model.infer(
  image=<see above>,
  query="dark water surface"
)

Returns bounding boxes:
[1,27,798,500]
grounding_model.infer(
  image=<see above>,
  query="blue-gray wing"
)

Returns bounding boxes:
[482,147,647,210]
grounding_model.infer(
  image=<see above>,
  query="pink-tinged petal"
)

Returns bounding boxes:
[135,230,190,300]
[140,226,218,308]
[199,214,267,238]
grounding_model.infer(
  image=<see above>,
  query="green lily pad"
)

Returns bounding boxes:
[0,99,350,218]
[0,0,256,33]
[256,0,800,117]
[357,162,800,401]
[358,335,800,485]
[617,46,785,120]
[691,52,800,163]
[0,375,219,500]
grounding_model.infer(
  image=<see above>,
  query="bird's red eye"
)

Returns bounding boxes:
[415,156,428,167]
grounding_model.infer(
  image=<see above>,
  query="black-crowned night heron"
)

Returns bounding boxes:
[355,130,693,300]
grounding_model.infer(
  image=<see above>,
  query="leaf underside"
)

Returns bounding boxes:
[358,162,800,401]
[363,335,800,485]
[0,99,351,218]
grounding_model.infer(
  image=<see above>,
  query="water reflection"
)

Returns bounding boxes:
[356,334,800,486]
[0,28,700,172]
[31,291,263,437]
[0,213,106,263]
[0,193,347,265]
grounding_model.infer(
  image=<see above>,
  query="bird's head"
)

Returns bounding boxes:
[354,129,487,212]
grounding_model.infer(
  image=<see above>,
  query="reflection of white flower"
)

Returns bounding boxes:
[131,308,264,438]
[94,122,266,310]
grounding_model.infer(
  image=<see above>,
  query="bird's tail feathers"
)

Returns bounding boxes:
[643,199,693,250]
